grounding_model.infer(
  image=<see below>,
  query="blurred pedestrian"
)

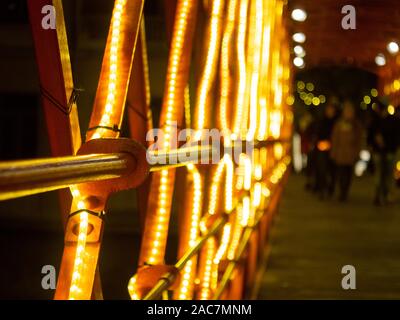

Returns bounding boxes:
[330,101,362,201]
[299,111,318,191]
[314,103,337,199]
[367,101,399,206]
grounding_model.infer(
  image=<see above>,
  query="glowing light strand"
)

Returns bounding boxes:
[232,0,249,138]
[219,0,238,135]
[195,0,225,133]
[90,0,127,140]
[176,164,202,299]
[247,0,263,141]
[68,187,89,300]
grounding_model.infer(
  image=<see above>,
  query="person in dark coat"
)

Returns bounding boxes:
[367,102,399,206]
[330,101,363,201]
[314,103,337,199]
[300,112,318,191]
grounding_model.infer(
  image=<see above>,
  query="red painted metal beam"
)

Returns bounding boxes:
[127,19,152,229]
[27,0,82,226]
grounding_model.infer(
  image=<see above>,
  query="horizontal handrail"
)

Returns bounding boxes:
[0,139,288,201]
[148,144,218,172]
[0,144,217,201]
[0,153,133,201]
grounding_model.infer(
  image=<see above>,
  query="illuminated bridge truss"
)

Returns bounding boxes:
[1,0,293,299]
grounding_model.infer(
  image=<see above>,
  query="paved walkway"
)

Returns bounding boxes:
[258,174,400,299]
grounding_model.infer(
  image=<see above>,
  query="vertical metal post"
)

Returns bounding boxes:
[27,0,82,226]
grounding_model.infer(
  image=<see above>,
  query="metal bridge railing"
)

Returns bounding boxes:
[4,0,295,300]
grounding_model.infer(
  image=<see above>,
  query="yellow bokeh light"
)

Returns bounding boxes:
[312,97,320,106]
[286,95,295,105]
[393,80,400,91]
[297,81,305,90]
[363,96,371,104]
[306,82,314,91]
